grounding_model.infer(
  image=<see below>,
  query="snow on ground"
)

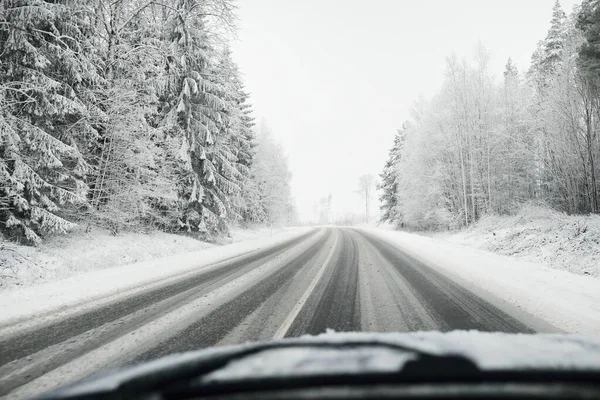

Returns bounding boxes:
[218,226,283,244]
[0,225,287,290]
[440,205,600,278]
[359,227,600,336]
[0,227,311,327]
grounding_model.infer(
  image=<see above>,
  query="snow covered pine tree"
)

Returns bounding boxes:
[0,0,101,244]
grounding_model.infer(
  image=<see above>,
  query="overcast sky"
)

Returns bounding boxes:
[230,0,580,222]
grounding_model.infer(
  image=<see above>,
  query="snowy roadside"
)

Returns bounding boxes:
[440,206,600,278]
[0,225,289,290]
[0,227,313,328]
[358,227,600,336]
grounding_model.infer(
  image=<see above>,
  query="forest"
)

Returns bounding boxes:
[0,0,294,245]
[379,0,600,230]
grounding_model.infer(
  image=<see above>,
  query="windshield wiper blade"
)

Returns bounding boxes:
[164,359,600,399]
[39,339,600,400]
[37,340,459,399]
[166,360,600,400]
[163,349,482,399]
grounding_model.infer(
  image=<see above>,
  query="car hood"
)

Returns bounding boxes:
[40,331,600,399]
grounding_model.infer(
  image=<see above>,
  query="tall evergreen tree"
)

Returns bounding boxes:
[378,125,407,226]
[0,0,102,243]
[212,48,264,224]
[578,0,600,77]
[158,0,231,234]
[543,0,568,74]
[0,0,287,244]
[529,1,567,88]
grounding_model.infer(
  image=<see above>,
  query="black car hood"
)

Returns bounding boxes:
[39,331,600,399]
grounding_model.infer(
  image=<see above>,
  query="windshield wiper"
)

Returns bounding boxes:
[37,340,476,399]
[38,340,600,400]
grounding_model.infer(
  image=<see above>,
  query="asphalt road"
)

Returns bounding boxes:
[0,227,544,398]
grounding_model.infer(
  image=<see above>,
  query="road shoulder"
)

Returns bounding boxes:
[0,228,314,330]
[355,227,600,336]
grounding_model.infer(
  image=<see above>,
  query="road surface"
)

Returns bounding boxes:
[0,227,548,398]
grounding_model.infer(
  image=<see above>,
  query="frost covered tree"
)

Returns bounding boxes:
[81,0,179,233]
[0,0,280,244]
[235,87,266,224]
[532,3,600,213]
[579,0,600,76]
[577,0,600,213]
[392,50,539,230]
[381,1,600,231]
[357,174,375,224]
[157,0,228,234]
[0,0,101,243]
[209,47,263,226]
[544,0,568,75]
[252,123,294,226]
[378,125,407,226]
[496,58,537,212]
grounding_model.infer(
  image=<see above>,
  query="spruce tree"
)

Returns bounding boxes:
[543,0,568,73]
[578,0,600,77]
[160,0,231,234]
[378,125,407,226]
[0,0,277,243]
[212,47,266,225]
[0,0,102,243]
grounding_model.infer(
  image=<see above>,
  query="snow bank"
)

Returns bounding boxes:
[0,226,290,290]
[443,205,600,277]
[0,228,212,290]
[0,227,312,328]
[223,226,284,244]
[358,227,600,336]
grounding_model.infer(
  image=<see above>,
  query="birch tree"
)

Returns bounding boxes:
[357,174,375,223]
[382,0,600,232]
[252,123,293,226]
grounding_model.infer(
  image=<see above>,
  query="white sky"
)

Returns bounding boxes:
[230,0,581,222]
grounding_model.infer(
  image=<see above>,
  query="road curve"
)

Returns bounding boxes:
[0,227,549,398]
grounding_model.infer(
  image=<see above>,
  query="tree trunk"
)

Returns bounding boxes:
[585,102,598,213]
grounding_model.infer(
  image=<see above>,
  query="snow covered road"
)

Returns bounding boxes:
[1,227,595,398]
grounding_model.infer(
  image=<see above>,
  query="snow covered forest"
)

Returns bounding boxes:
[0,0,294,245]
[379,1,600,230]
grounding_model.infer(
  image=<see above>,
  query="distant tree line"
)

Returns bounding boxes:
[379,0,600,230]
[0,0,294,244]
